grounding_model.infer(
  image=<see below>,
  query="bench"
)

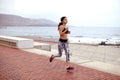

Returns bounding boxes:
[0,35,34,48]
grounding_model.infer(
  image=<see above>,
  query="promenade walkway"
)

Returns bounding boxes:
[0,45,120,80]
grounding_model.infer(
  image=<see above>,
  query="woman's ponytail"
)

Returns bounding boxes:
[58,16,66,30]
[58,22,63,30]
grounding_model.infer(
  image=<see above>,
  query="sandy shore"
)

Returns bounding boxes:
[19,36,120,65]
[18,35,120,45]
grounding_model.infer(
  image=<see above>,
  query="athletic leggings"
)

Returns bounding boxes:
[54,40,70,62]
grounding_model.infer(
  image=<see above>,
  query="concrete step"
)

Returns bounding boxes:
[0,35,33,48]
[34,42,51,51]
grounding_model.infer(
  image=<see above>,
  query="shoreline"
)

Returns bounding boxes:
[18,36,120,47]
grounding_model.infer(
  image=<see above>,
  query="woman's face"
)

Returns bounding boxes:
[62,18,68,24]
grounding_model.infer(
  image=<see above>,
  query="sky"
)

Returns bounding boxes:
[0,0,120,27]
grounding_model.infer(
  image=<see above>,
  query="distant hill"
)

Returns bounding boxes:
[0,14,57,26]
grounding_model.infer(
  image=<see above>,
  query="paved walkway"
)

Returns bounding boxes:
[52,44,120,65]
[0,45,120,80]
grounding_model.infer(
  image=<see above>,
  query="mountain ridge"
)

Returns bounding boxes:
[0,14,57,26]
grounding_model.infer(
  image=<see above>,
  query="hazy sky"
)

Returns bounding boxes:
[0,0,120,27]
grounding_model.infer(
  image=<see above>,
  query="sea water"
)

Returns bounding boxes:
[0,26,120,44]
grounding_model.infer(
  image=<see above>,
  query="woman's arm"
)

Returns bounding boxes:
[59,25,68,36]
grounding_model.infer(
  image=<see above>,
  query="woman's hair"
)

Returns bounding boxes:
[58,16,66,30]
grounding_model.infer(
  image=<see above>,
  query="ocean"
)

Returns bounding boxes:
[0,26,120,44]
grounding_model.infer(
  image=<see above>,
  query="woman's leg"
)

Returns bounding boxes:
[64,42,74,70]
[49,41,63,62]
[54,41,63,57]
[64,42,70,62]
